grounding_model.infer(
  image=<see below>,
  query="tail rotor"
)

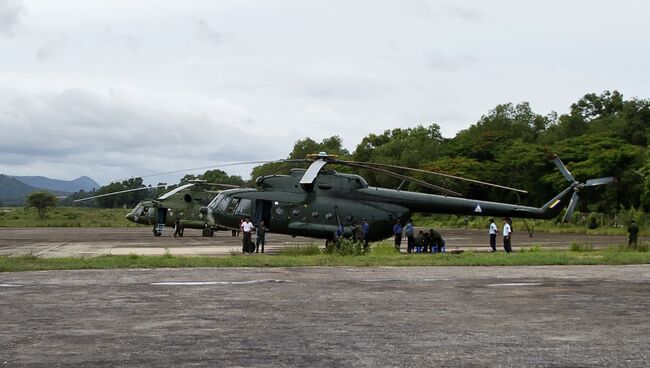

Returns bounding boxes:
[552,155,615,222]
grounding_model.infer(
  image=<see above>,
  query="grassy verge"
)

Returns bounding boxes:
[0,207,137,227]
[2,244,649,272]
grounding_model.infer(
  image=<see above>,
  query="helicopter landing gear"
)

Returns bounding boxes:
[202,228,214,237]
[153,229,162,237]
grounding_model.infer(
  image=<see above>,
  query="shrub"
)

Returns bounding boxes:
[324,239,364,256]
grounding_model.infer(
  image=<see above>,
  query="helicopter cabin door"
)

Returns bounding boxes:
[268,201,290,234]
[254,200,273,228]
[157,208,167,225]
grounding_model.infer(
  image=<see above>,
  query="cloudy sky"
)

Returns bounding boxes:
[1,0,649,185]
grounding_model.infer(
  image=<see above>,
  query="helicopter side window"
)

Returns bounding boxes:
[226,198,240,213]
[234,198,252,215]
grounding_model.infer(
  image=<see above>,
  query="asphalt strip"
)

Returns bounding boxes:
[0,283,22,287]
[150,279,294,286]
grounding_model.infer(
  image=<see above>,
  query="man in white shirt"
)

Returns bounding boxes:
[488,219,498,252]
[502,218,512,253]
[241,217,255,253]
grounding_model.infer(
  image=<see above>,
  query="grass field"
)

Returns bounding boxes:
[0,207,137,227]
[1,244,648,272]
[0,207,644,237]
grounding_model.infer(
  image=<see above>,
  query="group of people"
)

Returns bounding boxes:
[333,218,371,251]
[239,217,268,254]
[393,219,446,253]
[488,218,513,252]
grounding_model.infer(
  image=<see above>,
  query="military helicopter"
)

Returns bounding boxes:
[200,153,615,242]
[75,180,237,236]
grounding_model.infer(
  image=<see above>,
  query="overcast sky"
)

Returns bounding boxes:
[1,0,649,186]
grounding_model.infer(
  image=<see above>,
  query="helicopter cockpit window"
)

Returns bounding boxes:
[140,206,149,216]
[208,192,226,211]
[226,198,240,213]
[234,198,252,215]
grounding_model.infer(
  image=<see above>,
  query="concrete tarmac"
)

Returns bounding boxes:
[0,227,633,257]
[1,266,649,367]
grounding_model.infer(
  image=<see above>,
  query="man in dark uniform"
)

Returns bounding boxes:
[173,217,183,238]
[628,220,640,248]
[255,220,267,253]
[393,219,403,251]
[361,218,370,252]
[429,228,444,253]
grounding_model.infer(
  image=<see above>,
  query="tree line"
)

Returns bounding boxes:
[71,90,649,218]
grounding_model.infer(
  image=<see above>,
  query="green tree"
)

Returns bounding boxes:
[250,135,350,180]
[94,177,147,208]
[181,170,246,187]
[352,124,444,188]
[25,191,58,218]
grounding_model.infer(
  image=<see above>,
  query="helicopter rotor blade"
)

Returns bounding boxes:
[300,159,329,185]
[553,155,576,183]
[584,177,616,187]
[73,185,167,203]
[338,160,528,194]
[562,192,579,223]
[344,162,462,196]
[195,182,240,189]
[110,159,286,183]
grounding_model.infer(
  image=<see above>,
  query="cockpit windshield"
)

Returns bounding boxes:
[208,192,229,212]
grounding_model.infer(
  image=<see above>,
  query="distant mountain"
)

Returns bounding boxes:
[14,175,100,193]
[0,175,39,205]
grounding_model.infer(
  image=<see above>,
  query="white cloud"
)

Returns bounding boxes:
[0,87,272,184]
[1,0,649,185]
[0,0,24,36]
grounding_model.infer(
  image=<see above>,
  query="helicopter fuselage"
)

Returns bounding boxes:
[205,169,573,242]
[125,183,221,235]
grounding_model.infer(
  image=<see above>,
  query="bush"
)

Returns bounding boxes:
[324,239,365,256]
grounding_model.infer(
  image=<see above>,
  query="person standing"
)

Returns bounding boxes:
[628,220,640,248]
[393,219,403,251]
[173,217,183,238]
[488,218,498,252]
[405,219,415,253]
[429,228,444,253]
[255,220,267,253]
[241,217,255,253]
[361,218,370,252]
[502,218,512,253]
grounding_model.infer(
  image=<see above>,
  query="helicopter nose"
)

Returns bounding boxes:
[125,213,136,222]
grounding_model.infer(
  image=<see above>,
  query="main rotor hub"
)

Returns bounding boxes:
[306,152,338,162]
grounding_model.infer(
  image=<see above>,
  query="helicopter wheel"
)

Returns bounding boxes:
[153,229,162,237]
[202,228,214,237]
